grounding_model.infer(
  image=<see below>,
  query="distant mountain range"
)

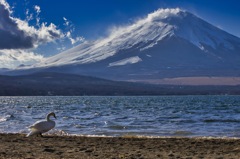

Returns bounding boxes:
[2,8,240,88]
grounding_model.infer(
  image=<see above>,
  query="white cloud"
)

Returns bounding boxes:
[34,5,41,26]
[71,36,85,44]
[65,31,84,45]
[34,5,41,14]
[63,17,70,26]
[0,0,85,68]
[0,49,44,69]
[0,0,11,12]
[0,0,64,49]
[25,9,33,22]
[0,0,85,50]
[107,8,181,40]
[57,46,66,52]
[63,17,85,44]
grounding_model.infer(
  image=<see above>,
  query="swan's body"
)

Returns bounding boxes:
[27,112,56,137]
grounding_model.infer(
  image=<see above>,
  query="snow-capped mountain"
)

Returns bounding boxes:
[23,8,240,80]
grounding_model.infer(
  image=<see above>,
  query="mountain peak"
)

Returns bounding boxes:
[24,8,240,81]
[40,8,187,67]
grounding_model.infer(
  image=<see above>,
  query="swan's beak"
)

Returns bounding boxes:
[54,114,57,119]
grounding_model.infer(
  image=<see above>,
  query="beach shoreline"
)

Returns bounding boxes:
[0,133,240,159]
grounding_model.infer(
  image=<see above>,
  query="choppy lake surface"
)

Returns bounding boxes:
[0,96,240,137]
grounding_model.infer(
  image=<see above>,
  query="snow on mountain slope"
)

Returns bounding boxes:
[14,8,239,81]
[36,8,240,69]
[109,56,142,67]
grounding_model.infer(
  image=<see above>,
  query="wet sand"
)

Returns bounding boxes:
[1,133,240,159]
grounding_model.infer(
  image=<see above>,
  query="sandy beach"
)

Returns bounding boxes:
[0,134,240,159]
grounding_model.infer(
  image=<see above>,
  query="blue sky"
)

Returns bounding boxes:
[0,0,240,68]
[8,0,240,39]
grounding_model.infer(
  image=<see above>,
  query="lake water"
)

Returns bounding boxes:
[0,96,240,137]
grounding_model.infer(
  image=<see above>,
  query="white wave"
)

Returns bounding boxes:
[0,115,11,122]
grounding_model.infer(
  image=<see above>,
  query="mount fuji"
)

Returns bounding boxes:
[15,8,240,83]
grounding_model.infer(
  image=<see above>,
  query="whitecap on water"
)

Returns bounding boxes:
[45,129,70,136]
[0,117,7,122]
[0,115,13,122]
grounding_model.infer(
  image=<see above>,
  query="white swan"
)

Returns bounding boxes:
[27,112,56,137]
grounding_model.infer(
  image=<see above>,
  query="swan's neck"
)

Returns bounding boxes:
[46,114,52,121]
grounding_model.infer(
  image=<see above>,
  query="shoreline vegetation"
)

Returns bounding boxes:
[1,133,240,158]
